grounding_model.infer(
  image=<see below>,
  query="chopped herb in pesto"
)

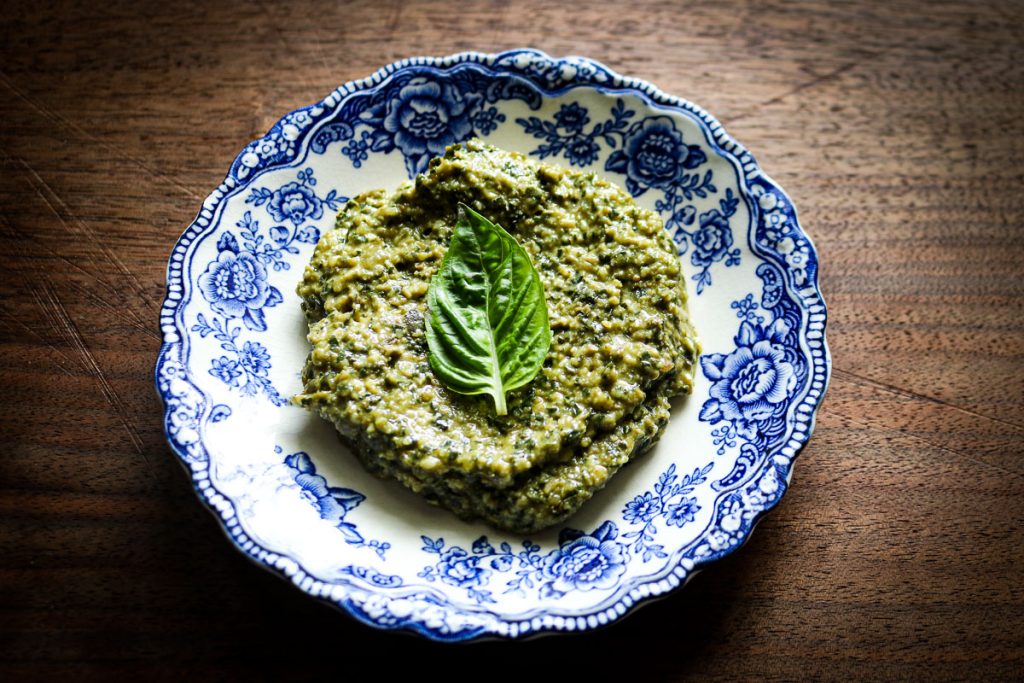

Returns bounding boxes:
[294,140,699,533]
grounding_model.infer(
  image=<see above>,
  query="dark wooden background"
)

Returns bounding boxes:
[2,0,1022,680]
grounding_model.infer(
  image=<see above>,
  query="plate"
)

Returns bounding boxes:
[156,49,830,641]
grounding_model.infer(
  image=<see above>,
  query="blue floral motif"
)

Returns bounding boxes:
[419,536,506,604]
[683,190,743,294]
[209,356,242,386]
[731,293,764,324]
[518,100,740,293]
[342,132,371,167]
[702,318,797,442]
[623,491,660,524]
[554,102,590,132]
[197,249,281,331]
[472,106,506,135]
[193,314,285,405]
[606,115,706,195]
[375,77,477,176]
[192,168,343,406]
[699,265,808,461]
[309,69,540,178]
[517,98,634,167]
[245,168,342,267]
[540,522,626,597]
[691,208,734,268]
[437,547,492,588]
[417,461,711,603]
[267,181,324,225]
[564,136,600,166]
[664,497,700,527]
[158,49,829,642]
[281,447,389,559]
[621,462,713,561]
[192,213,287,403]
[238,340,271,376]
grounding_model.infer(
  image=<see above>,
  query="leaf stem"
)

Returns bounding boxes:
[492,381,507,416]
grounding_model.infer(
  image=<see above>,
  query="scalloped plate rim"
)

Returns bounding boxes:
[155,48,831,641]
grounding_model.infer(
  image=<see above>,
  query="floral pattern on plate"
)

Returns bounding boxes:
[156,49,829,641]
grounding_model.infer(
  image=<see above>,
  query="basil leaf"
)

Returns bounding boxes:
[425,203,551,416]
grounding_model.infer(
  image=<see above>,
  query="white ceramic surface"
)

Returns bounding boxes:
[156,49,830,641]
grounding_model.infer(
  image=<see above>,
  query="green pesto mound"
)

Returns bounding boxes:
[295,140,699,533]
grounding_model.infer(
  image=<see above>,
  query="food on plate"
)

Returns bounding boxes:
[424,201,552,418]
[294,139,699,533]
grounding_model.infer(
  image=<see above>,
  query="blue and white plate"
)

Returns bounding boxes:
[156,49,830,641]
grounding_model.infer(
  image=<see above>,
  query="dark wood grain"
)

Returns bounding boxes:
[2,0,1022,680]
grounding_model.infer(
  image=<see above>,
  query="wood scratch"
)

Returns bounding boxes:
[385,0,404,46]
[829,410,1024,481]
[759,61,859,108]
[729,61,861,123]
[310,34,334,79]
[251,0,322,92]
[0,214,157,340]
[0,313,79,378]
[33,282,148,459]
[0,70,203,201]
[16,157,160,317]
[67,281,160,341]
[833,368,1024,432]
[15,192,156,336]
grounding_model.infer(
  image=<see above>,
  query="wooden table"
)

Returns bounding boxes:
[3,1,1022,679]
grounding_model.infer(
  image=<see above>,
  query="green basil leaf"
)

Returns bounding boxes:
[425,203,551,416]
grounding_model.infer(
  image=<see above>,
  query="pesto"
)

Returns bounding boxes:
[295,140,699,533]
